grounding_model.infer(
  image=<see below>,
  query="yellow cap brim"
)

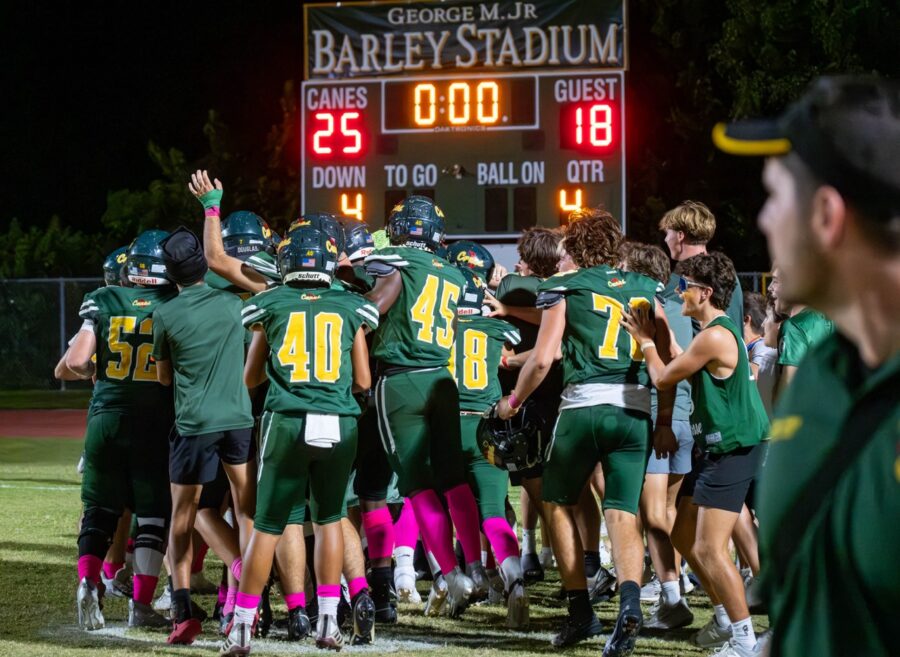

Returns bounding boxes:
[712,122,792,156]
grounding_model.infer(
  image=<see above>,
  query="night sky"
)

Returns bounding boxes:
[2,1,303,231]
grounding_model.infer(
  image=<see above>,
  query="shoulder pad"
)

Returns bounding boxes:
[364,259,401,278]
[535,290,564,309]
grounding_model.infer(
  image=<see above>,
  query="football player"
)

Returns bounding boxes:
[363,196,478,617]
[498,209,675,656]
[221,225,378,654]
[67,230,178,630]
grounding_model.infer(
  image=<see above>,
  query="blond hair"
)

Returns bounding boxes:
[658,200,716,244]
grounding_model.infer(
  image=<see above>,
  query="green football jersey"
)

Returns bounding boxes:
[536,267,660,387]
[451,315,521,412]
[78,285,177,412]
[778,307,834,366]
[205,270,252,299]
[689,316,769,453]
[365,247,467,368]
[242,286,379,416]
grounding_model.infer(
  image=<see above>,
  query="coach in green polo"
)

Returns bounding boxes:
[151,226,255,644]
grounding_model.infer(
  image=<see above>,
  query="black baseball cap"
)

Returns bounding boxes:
[713,75,900,218]
[160,226,208,286]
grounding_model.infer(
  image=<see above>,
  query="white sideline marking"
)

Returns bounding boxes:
[0,483,77,491]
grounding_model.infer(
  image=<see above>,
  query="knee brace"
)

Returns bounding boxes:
[77,506,120,558]
[133,516,167,576]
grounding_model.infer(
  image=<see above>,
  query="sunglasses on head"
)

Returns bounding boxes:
[678,277,709,293]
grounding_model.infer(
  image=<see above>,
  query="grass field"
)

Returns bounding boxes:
[0,389,92,410]
[0,435,768,657]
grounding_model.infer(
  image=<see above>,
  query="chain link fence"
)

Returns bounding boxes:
[1,272,770,390]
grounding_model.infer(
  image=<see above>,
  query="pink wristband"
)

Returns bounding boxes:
[508,392,522,410]
[204,206,220,217]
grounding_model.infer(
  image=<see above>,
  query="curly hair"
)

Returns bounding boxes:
[658,200,716,244]
[517,227,562,279]
[676,252,737,310]
[562,206,623,268]
[620,242,671,284]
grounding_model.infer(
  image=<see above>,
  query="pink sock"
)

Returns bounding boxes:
[483,517,520,564]
[361,507,395,560]
[445,483,482,564]
[317,584,342,598]
[284,592,307,611]
[409,489,458,575]
[224,586,238,616]
[393,500,419,550]
[235,591,260,610]
[230,557,242,582]
[77,555,103,584]
[191,541,209,574]
[348,577,368,599]
[217,585,227,605]
[102,560,123,580]
[133,574,158,605]
[126,538,135,554]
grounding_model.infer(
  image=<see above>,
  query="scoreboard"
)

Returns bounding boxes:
[302,0,627,239]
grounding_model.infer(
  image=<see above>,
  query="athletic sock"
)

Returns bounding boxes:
[619,580,641,617]
[133,574,159,605]
[224,586,238,617]
[444,483,482,565]
[217,585,228,606]
[393,500,419,549]
[234,592,260,626]
[482,517,520,565]
[102,560,124,580]
[409,489,458,575]
[284,591,306,611]
[566,589,592,623]
[731,617,756,648]
[317,584,341,618]
[172,588,192,623]
[361,507,395,561]
[348,577,368,599]
[584,550,601,579]
[230,557,242,582]
[714,603,731,628]
[394,546,415,571]
[660,579,681,606]
[521,529,536,556]
[77,554,103,584]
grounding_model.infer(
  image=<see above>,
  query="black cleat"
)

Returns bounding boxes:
[522,552,544,583]
[551,613,603,647]
[350,590,376,645]
[287,605,312,641]
[337,594,352,630]
[601,609,642,657]
[257,585,273,637]
[370,579,398,624]
[589,566,618,604]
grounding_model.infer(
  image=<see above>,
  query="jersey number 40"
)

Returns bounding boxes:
[277,311,343,383]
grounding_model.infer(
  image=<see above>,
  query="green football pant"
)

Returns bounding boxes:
[374,367,466,497]
[542,405,651,514]
[254,411,357,534]
[460,413,509,521]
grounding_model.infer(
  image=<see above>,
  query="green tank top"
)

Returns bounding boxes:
[690,316,770,453]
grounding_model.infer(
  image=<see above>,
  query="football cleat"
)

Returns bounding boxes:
[76,577,105,631]
[190,571,219,595]
[167,618,202,645]
[445,567,475,618]
[219,620,252,656]
[639,576,661,603]
[709,638,763,656]
[394,567,421,604]
[76,452,85,474]
[101,565,133,599]
[287,605,312,641]
[644,598,694,630]
[551,613,603,647]
[220,611,234,636]
[486,569,505,605]
[693,617,733,648]
[601,608,643,657]
[539,547,556,570]
[465,562,490,602]
[505,579,530,629]
[589,566,618,604]
[521,552,544,583]
[128,598,171,628]
[350,590,376,645]
[424,575,448,617]
[315,613,344,651]
[258,585,273,637]
[153,581,172,612]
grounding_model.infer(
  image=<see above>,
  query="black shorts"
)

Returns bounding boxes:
[354,400,394,501]
[169,427,253,485]
[198,463,230,510]
[679,443,764,513]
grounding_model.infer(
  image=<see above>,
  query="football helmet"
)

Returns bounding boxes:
[102,246,128,286]
[278,226,338,287]
[446,240,495,282]
[341,219,375,264]
[386,195,445,252]
[289,212,346,256]
[457,268,486,316]
[477,400,546,473]
[221,211,276,260]
[126,229,171,286]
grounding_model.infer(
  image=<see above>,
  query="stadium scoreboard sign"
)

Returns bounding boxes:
[302,0,627,236]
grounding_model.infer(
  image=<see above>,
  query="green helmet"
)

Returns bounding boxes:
[221,211,277,260]
[446,240,495,281]
[341,219,375,263]
[386,195,445,252]
[102,246,128,286]
[289,212,346,256]
[457,267,487,316]
[277,226,339,287]
[126,229,172,287]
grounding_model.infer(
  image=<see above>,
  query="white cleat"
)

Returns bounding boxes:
[445,567,475,618]
[219,620,252,656]
[153,582,172,612]
[539,546,556,570]
[693,617,733,648]
[315,613,344,651]
[424,575,448,617]
[76,577,105,631]
[499,556,529,629]
[395,567,422,604]
[101,565,133,599]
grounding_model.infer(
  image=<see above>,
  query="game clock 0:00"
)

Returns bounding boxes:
[301,71,624,235]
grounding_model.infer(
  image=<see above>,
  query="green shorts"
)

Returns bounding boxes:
[374,367,466,497]
[81,407,172,518]
[542,405,651,513]
[460,413,509,521]
[254,411,358,534]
